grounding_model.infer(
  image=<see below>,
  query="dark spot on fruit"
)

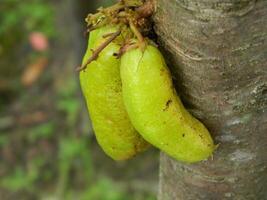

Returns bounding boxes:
[182,133,185,137]
[113,52,120,58]
[160,68,165,76]
[163,99,172,111]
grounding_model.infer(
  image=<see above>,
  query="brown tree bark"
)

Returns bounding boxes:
[154,0,267,199]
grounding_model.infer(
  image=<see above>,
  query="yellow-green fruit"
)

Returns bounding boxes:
[79,26,149,160]
[120,44,215,163]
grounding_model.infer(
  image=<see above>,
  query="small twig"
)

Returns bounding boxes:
[129,20,146,51]
[115,42,138,58]
[102,32,117,38]
[129,20,143,43]
[76,30,121,72]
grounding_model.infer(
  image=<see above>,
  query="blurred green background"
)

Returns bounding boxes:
[0,0,158,199]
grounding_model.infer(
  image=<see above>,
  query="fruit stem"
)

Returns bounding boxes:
[86,2,124,27]
[77,30,121,72]
[129,20,146,51]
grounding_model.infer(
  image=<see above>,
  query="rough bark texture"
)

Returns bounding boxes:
[154,0,267,199]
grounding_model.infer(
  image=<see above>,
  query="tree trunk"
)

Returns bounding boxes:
[154,0,267,199]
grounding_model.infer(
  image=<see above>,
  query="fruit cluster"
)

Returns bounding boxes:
[79,0,216,163]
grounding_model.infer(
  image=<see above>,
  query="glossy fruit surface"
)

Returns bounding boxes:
[120,44,215,163]
[80,26,149,160]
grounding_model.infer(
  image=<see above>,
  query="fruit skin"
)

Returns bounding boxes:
[120,44,215,163]
[79,26,149,160]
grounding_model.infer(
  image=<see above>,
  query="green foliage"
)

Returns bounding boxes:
[0,168,34,191]
[58,136,93,178]
[28,122,55,142]
[0,0,56,93]
[56,136,93,199]
[0,0,55,38]
[59,137,87,161]
[0,157,45,191]
[57,78,80,126]
[66,177,157,200]
[0,134,9,147]
[79,178,128,200]
[57,97,80,126]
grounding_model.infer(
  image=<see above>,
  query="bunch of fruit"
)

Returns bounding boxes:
[79,0,216,163]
